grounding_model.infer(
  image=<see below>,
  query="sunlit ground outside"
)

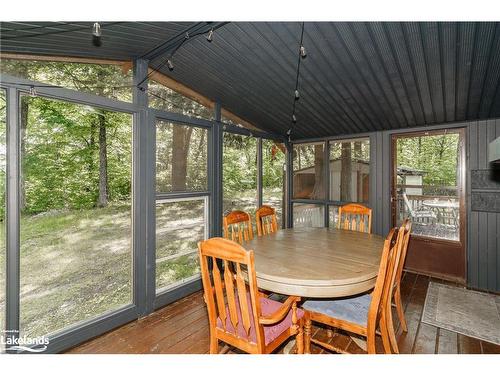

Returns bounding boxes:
[0,201,210,339]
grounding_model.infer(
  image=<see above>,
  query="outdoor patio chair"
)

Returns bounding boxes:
[198,237,304,354]
[302,226,405,354]
[255,205,278,236]
[223,210,253,244]
[402,193,436,225]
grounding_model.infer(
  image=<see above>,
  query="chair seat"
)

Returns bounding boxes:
[302,293,371,326]
[217,294,304,346]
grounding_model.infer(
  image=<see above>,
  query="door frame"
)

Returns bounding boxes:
[391,127,467,283]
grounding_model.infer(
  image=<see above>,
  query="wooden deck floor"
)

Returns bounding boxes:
[67,272,500,354]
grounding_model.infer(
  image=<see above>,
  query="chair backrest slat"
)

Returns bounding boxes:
[235,262,251,336]
[338,203,372,234]
[256,205,278,236]
[223,260,239,331]
[224,210,253,245]
[212,258,227,330]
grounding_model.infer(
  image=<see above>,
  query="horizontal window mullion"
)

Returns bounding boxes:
[152,108,213,129]
[0,74,139,114]
[291,199,328,205]
[155,191,210,201]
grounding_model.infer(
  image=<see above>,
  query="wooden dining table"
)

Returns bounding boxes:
[245,227,385,298]
[245,226,385,354]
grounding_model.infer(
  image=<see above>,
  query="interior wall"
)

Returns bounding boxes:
[467,119,500,292]
[368,118,500,293]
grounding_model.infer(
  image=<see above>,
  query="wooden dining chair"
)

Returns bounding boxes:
[388,218,412,350]
[255,205,278,236]
[302,226,404,354]
[223,210,253,245]
[198,237,304,354]
[337,203,372,234]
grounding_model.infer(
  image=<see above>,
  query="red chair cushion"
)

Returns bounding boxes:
[216,294,304,345]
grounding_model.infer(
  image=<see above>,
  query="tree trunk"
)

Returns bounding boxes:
[340,142,352,201]
[86,120,97,194]
[97,111,108,207]
[171,126,193,191]
[311,144,325,199]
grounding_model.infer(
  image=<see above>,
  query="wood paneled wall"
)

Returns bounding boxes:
[467,119,500,292]
[367,118,500,293]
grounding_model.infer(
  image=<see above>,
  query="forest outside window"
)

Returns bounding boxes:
[0,58,133,102]
[262,139,285,226]
[19,95,133,339]
[329,138,370,204]
[293,142,325,200]
[148,79,213,120]
[155,120,209,293]
[156,120,208,193]
[223,132,257,217]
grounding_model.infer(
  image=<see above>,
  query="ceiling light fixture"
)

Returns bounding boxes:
[206,29,214,42]
[92,22,102,47]
[300,45,307,59]
[167,59,174,71]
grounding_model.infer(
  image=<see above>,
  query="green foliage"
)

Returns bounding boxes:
[223,133,258,194]
[396,134,459,187]
[21,96,132,214]
[148,80,213,120]
[0,58,133,101]
[262,139,285,190]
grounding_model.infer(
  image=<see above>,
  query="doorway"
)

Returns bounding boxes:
[391,128,466,282]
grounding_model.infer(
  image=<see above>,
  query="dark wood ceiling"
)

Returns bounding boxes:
[2,22,500,139]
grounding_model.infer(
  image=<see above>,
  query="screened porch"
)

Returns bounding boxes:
[0,20,499,356]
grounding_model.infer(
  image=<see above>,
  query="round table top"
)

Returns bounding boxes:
[422,200,459,209]
[245,227,385,298]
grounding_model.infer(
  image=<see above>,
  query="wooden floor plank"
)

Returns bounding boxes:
[480,340,500,354]
[457,334,482,354]
[328,330,352,353]
[309,326,325,354]
[397,274,430,353]
[412,323,438,354]
[67,272,496,355]
[436,328,458,354]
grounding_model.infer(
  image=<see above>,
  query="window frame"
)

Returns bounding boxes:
[154,195,209,295]
[17,93,136,340]
[290,136,373,229]
[152,111,212,309]
[1,74,140,353]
